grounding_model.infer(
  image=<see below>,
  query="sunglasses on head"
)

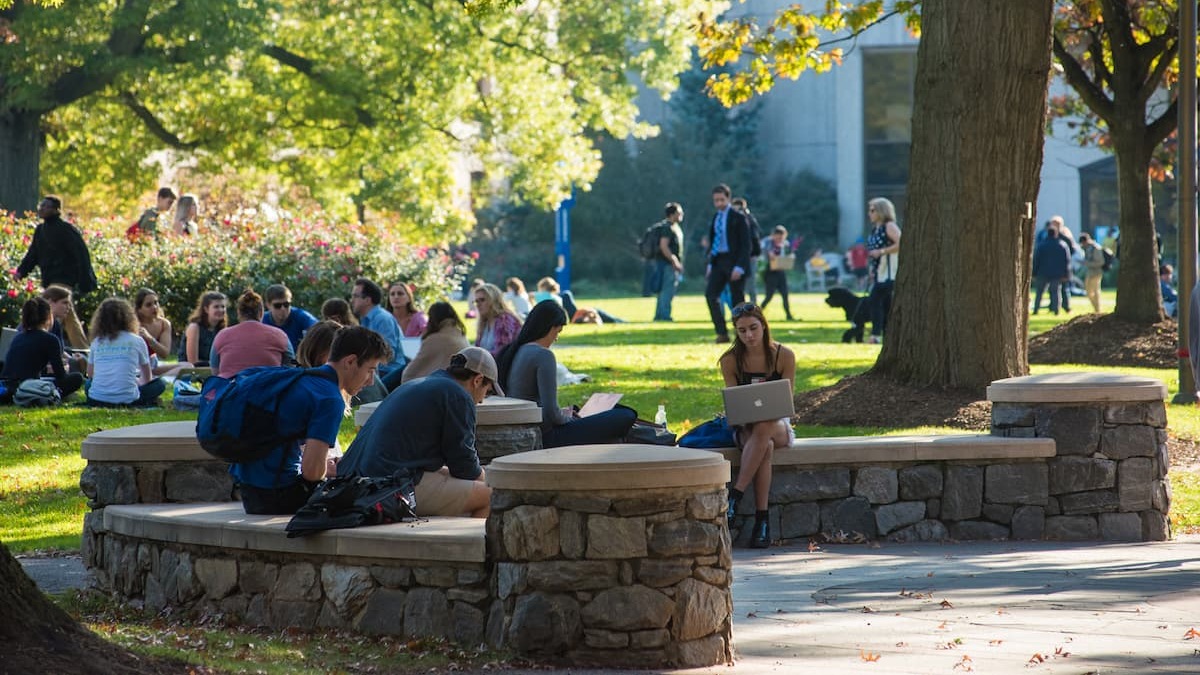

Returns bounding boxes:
[272,302,291,309]
[731,303,759,318]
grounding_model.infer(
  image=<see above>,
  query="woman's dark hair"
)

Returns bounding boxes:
[235,288,263,321]
[187,291,228,330]
[134,288,163,321]
[296,320,341,368]
[422,301,466,340]
[21,296,52,331]
[721,303,776,377]
[496,300,567,389]
[90,297,139,341]
[321,297,357,326]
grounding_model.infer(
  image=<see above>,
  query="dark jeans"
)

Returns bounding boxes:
[868,280,894,337]
[543,405,638,448]
[1033,277,1062,314]
[240,481,315,515]
[760,270,793,318]
[86,377,166,407]
[705,255,747,338]
[0,372,85,404]
[1059,274,1072,312]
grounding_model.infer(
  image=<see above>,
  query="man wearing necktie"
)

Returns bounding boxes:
[705,183,752,343]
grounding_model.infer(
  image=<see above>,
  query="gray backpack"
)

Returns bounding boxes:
[14,379,61,407]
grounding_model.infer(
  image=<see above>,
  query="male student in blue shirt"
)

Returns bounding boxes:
[261,283,319,353]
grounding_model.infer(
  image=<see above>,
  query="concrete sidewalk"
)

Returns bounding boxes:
[22,537,1200,673]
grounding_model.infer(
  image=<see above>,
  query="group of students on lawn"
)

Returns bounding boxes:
[5,285,793,548]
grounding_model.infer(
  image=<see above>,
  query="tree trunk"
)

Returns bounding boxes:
[873,0,1053,389]
[1111,136,1164,323]
[0,109,43,213]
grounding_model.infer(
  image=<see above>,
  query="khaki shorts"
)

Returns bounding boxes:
[414,468,477,516]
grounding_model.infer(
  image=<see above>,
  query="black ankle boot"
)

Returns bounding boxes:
[750,520,770,548]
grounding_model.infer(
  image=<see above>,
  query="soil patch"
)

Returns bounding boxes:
[793,372,992,431]
[1028,313,1177,368]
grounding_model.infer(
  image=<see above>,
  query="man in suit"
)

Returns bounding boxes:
[705,183,752,343]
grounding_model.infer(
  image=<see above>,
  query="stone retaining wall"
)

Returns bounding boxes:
[94,534,491,642]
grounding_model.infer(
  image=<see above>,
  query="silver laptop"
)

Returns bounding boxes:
[399,337,422,361]
[722,379,795,426]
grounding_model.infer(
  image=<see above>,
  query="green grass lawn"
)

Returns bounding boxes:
[2,289,1196,555]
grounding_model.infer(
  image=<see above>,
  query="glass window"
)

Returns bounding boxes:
[863,49,917,220]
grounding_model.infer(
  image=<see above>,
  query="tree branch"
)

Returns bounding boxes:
[1137,38,1177,107]
[1052,35,1115,125]
[119,91,201,149]
[46,0,153,109]
[260,43,376,128]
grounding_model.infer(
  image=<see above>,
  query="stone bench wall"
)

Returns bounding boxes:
[95,534,491,642]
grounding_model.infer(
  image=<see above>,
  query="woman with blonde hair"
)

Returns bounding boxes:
[473,283,522,357]
[504,277,532,318]
[865,197,902,343]
[87,298,165,407]
[173,194,199,236]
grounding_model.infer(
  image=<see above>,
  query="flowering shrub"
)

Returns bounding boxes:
[1,210,472,334]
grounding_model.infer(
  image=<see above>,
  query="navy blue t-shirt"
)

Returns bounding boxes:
[2,329,66,382]
[262,307,319,352]
[229,365,345,489]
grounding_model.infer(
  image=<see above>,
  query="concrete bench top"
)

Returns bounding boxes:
[487,444,730,491]
[81,420,209,462]
[710,434,1055,466]
[355,395,541,428]
[987,373,1167,403]
[103,503,485,563]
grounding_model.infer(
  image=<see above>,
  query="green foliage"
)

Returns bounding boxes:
[5,0,726,238]
[1,211,472,332]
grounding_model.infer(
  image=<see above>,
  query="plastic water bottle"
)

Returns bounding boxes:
[655,404,667,426]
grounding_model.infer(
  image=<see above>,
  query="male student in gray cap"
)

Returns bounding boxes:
[337,346,500,517]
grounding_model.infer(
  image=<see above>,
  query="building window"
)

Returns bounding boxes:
[863,49,917,221]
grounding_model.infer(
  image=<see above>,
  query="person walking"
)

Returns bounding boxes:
[1078,233,1105,313]
[1051,216,1077,313]
[1032,226,1071,315]
[732,197,762,305]
[760,225,796,321]
[652,202,685,322]
[17,196,96,348]
[705,184,752,344]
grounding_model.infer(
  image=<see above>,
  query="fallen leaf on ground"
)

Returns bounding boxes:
[1028,653,1045,665]
[989,639,1003,646]
[859,649,881,662]
[1185,627,1200,640]
[940,599,954,609]
[953,655,974,671]
[937,621,948,630]
[861,606,877,614]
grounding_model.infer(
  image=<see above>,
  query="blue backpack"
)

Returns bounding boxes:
[677,416,736,449]
[196,366,338,463]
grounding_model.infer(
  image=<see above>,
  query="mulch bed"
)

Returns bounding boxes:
[1028,313,1178,368]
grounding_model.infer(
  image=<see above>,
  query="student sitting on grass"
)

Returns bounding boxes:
[0,297,85,404]
[86,298,165,407]
[178,291,227,366]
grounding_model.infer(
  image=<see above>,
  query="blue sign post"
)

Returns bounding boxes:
[554,188,576,292]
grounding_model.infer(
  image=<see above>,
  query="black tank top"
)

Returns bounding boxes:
[736,344,783,386]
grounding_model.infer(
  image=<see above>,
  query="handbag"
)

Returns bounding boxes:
[14,379,61,407]
[624,419,677,446]
[677,416,736,449]
[769,254,795,271]
[286,470,418,538]
[172,376,204,411]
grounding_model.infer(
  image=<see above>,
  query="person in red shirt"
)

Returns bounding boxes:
[847,238,869,291]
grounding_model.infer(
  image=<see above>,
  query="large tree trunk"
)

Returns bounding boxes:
[1111,136,1164,323]
[0,109,42,213]
[873,0,1053,389]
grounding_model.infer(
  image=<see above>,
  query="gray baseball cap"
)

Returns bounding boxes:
[452,346,504,396]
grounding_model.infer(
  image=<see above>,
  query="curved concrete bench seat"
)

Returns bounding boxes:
[488,443,729,490]
[81,420,205,462]
[988,373,1167,403]
[712,434,1055,465]
[103,503,485,563]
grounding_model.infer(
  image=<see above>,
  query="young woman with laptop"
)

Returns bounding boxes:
[720,303,796,548]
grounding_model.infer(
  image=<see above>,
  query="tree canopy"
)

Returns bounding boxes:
[1,0,724,237]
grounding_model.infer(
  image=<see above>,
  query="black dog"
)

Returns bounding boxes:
[825,287,871,343]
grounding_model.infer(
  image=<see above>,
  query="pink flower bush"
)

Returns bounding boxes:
[0,209,472,331]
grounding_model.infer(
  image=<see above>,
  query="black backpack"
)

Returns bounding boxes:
[286,471,418,537]
[639,222,663,260]
[196,366,338,463]
[746,214,763,258]
[1101,247,1114,271]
